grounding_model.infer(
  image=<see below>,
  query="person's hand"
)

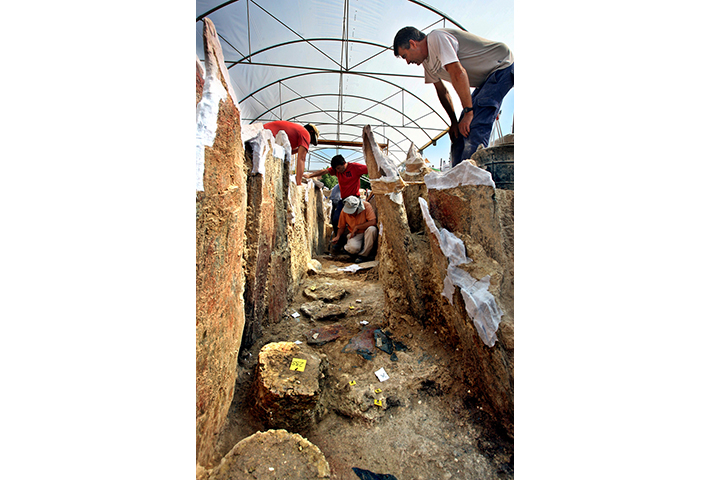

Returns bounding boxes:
[458,110,474,137]
[448,120,459,142]
[331,235,339,244]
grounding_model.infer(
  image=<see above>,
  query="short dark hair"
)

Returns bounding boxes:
[393,26,426,56]
[331,155,346,169]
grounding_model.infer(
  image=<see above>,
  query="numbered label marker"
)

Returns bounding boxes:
[290,358,307,372]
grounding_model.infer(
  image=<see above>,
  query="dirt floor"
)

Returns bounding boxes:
[213,253,514,480]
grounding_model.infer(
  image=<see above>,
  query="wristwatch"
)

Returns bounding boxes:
[462,107,474,114]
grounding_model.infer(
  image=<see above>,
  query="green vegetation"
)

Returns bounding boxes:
[321,173,337,189]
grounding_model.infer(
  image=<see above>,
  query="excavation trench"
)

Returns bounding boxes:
[197,19,513,479]
[212,255,513,480]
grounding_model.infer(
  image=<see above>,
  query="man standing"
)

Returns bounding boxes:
[332,195,378,263]
[393,26,513,166]
[263,121,319,184]
[306,154,368,228]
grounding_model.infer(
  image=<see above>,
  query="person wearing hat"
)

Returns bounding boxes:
[306,154,369,230]
[263,121,319,184]
[332,195,377,263]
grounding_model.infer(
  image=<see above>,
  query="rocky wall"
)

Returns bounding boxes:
[196,18,248,468]
[196,19,328,465]
[365,126,514,435]
[423,177,514,435]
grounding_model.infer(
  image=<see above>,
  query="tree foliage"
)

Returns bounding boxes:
[321,173,337,189]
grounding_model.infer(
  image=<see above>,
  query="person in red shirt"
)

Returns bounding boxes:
[263,121,319,184]
[306,154,369,230]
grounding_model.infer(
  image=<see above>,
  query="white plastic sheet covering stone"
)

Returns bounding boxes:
[403,142,425,177]
[418,197,502,347]
[424,161,495,190]
[195,55,227,191]
[443,265,502,347]
[243,125,288,177]
[365,129,404,204]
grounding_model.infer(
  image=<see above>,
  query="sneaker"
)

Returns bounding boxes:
[355,256,368,264]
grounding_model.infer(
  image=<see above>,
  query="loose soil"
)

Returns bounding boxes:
[212,254,513,480]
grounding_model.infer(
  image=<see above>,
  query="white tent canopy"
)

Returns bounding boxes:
[196,0,513,170]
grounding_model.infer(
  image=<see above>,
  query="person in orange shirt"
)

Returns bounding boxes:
[332,195,378,263]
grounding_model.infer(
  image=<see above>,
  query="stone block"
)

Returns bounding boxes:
[302,281,349,303]
[241,133,290,351]
[210,429,330,479]
[252,342,328,431]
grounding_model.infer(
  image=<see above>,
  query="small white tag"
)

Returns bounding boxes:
[291,312,300,318]
[374,367,389,382]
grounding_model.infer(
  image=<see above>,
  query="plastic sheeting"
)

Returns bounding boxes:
[196,0,514,169]
[418,196,502,347]
[424,160,495,190]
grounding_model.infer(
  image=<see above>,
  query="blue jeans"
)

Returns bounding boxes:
[451,63,514,166]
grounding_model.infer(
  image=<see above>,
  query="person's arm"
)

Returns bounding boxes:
[443,61,474,137]
[351,205,377,235]
[332,224,347,243]
[305,167,329,179]
[295,145,307,184]
[350,217,376,236]
[434,80,459,141]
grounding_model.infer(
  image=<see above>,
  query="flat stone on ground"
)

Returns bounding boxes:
[305,324,346,346]
[303,281,349,303]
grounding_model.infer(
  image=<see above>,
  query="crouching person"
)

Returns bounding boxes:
[332,195,377,263]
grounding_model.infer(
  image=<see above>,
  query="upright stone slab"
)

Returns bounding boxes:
[401,143,432,233]
[287,180,326,296]
[362,126,426,322]
[196,18,248,468]
[241,129,290,351]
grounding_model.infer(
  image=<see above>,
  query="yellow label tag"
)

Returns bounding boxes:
[349,380,357,386]
[374,388,382,394]
[374,399,383,407]
[290,358,307,371]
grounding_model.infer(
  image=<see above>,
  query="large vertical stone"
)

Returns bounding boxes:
[242,133,289,350]
[362,126,426,322]
[196,18,247,468]
[401,143,432,233]
[421,163,514,435]
[287,180,326,297]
